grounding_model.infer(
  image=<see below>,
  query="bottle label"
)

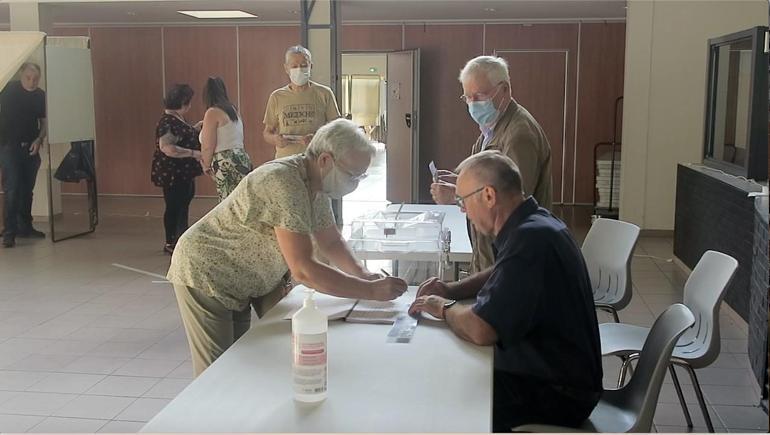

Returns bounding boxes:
[292,332,327,395]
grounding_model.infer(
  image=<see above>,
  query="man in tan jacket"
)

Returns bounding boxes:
[431,56,552,273]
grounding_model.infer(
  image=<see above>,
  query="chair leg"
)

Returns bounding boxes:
[680,363,715,433]
[610,307,620,323]
[669,364,694,428]
[617,356,631,388]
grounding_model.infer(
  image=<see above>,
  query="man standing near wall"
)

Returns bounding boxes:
[431,56,552,273]
[263,45,341,159]
[0,62,47,248]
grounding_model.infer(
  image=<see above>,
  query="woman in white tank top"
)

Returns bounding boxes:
[199,77,253,201]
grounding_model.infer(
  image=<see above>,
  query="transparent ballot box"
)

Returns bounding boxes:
[348,210,445,254]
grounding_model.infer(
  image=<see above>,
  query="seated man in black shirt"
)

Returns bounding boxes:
[409,150,602,432]
[0,62,47,248]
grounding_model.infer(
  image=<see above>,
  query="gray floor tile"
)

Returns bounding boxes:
[52,395,136,420]
[653,401,724,429]
[98,419,145,432]
[0,371,49,391]
[143,378,190,399]
[711,405,769,431]
[59,356,132,375]
[29,416,109,433]
[0,391,77,416]
[115,397,170,422]
[86,375,159,397]
[0,413,46,432]
[27,373,106,394]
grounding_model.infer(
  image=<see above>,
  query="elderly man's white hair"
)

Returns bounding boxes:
[306,118,375,159]
[285,45,312,64]
[458,56,510,86]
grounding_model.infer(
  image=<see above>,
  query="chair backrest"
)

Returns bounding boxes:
[622,303,696,432]
[676,250,739,366]
[581,218,640,308]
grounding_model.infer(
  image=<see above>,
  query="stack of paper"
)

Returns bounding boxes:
[345,291,416,324]
[283,288,418,325]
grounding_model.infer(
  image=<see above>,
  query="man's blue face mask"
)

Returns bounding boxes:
[465,83,503,127]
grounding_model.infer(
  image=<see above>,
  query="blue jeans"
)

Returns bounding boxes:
[0,142,41,239]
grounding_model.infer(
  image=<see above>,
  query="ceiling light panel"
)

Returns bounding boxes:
[177,10,258,19]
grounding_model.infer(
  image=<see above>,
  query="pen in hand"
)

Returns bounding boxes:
[380,269,391,277]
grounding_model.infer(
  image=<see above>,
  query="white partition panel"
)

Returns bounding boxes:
[45,43,95,144]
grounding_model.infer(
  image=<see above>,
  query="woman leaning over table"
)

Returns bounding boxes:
[167,118,408,376]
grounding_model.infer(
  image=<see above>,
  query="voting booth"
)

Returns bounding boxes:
[0,31,97,241]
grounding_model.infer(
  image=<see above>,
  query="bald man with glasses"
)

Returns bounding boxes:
[413,151,601,432]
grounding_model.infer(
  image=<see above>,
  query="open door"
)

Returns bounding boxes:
[386,49,419,203]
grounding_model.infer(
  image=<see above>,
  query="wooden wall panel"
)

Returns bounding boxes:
[498,51,567,204]
[485,23,579,204]
[342,25,402,51]
[52,22,625,202]
[403,24,484,203]
[163,26,239,196]
[238,26,299,167]
[90,27,163,196]
[575,23,626,204]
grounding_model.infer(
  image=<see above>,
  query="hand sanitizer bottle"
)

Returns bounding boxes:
[292,289,328,402]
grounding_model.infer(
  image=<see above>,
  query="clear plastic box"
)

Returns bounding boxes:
[347,210,445,253]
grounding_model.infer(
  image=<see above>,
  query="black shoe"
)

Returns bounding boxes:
[163,243,175,255]
[18,228,45,238]
[2,237,15,248]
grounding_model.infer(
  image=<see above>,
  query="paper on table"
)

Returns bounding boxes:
[282,293,357,321]
[345,291,416,325]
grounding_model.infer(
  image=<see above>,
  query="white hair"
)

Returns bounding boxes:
[306,118,375,159]
[458,56,510,86]
[285,45,312,64]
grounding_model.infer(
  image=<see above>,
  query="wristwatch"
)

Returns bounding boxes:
[442,299,457,319]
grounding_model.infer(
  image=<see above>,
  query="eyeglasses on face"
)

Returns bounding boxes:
[459,82,504,104]
[333,155,368,182]
[454,185,486,209]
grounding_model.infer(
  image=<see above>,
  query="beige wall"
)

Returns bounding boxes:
[620,0,768,230]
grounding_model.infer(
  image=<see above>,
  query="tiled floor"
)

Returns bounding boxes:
[0,153,766,432]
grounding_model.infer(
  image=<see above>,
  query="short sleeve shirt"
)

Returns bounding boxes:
[0,81,46,144]
[151,114,202,187]
[166,154,336,311]
[472,197,603,393]
[263,81,341,158]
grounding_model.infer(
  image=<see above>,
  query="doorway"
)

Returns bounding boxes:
[340,50,420,226]
[340,52,389,224]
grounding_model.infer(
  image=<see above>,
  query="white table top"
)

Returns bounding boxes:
[348,203,473,263]
[142,286,492,433]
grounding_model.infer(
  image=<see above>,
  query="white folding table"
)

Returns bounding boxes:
[142,286,493,433]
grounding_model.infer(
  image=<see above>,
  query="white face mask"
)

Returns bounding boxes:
[289,66,311,86]
[321,161,360,199]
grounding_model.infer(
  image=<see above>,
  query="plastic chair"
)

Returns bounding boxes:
[599,250,738,432]
[582,218,640,322]
[513,304,696,433]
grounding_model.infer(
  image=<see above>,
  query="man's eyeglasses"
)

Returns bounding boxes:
[455,186,486,209]
[459,82,503,104]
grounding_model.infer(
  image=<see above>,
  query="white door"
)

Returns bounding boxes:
[386,49,420,203]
